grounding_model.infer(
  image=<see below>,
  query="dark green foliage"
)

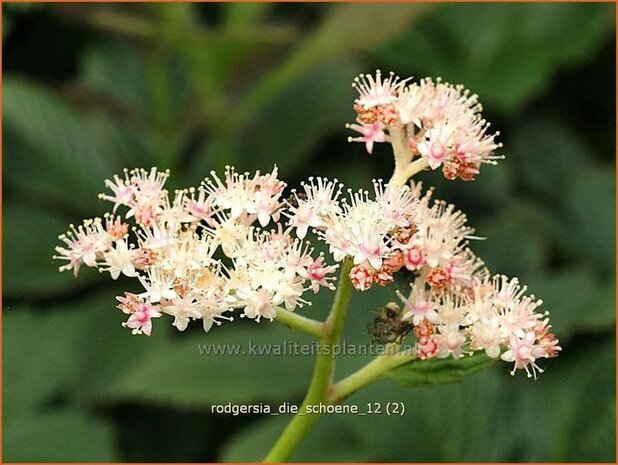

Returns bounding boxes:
[385,352,497,388]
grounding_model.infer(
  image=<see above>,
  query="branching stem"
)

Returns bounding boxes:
[264,259,354,462]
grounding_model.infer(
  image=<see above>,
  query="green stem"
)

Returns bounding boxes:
[324,259,355,344]
[63,9,295,47]
[263,259,354,463]
[274,307,326,339]
[329,348,416,404]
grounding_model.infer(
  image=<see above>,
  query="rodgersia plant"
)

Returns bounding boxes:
[55,71,560,462]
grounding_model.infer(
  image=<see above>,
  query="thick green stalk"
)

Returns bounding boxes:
[263,259,354,463]
[274,307,326,339]
[328,348,416,404]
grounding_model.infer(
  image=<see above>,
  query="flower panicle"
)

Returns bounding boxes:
[55,166,338,336]
[53,70,559,380]
[379,271,561,378]
[347,71,503,182]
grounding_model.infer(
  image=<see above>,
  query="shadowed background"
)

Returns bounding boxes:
[2,3,616,462]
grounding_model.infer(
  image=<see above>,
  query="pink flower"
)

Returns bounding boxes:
[501,332,547,379]
[397,285,438,326]
[416,335,439,360]
[349,264,374,291]
[117,293,162,336]
[99,172,135,212]
[347,121,386,154]
[304,256,338,293]
[53,218,111,276]
[404,244,425,270]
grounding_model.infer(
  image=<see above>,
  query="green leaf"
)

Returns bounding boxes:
[414,161,515,219]
[149,3,200,27]
[63,292,173,403]
[238,3,433,122]
[3,77,117,212]
[107,322,318,408]
[510,338,615,461]
[473,202,551,279]
[375,3,614,114]
[4,410,118,462]
[527,268,614,339]
[293,3,433,71]
[3,305,96,419]
[3,13,13,41]
[510,119,593,200]
[236,60,360,176]
[222,367,510,462]
[3,202,96,298]
[350,368,515,462]
[85,111,161,169]
[81,40,150,118]
[81,39,193,168]
[385,351,496,388]
[564,164,615,274]
[225,337,615,462]
[223,3,272,28]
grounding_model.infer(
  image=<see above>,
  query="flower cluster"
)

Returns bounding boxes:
[282,174,560,377]
[54,166,560,376]
[392,273,561,379]
[347,71,502,181]
[54,70,560,378]
[285,179,483,294]
[286,178,419,290]
[55,167,338,335]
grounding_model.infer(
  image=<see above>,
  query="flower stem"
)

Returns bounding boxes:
[329,348,416,404]
[263,259,354,463]
[389,124,412,180]
[390,157,429,187]
[274,307,326,338]
[388,124,431,187]
[403,157,430,179]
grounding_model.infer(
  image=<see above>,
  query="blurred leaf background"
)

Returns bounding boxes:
[2,3,615,462]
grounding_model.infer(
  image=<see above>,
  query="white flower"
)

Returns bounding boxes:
[470,316,503,358]
[285,177,342,239]
[162,294,202,331]
[55,134,556,376]
[372,180,417,228]
[241,288,278,322]
[203,166,285,225]
[347,73,502,181]
[395,82,427,125]
[435,322,467,359]
[138,268,178,303]
[353,70,408,109]
[102,239,137,280]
